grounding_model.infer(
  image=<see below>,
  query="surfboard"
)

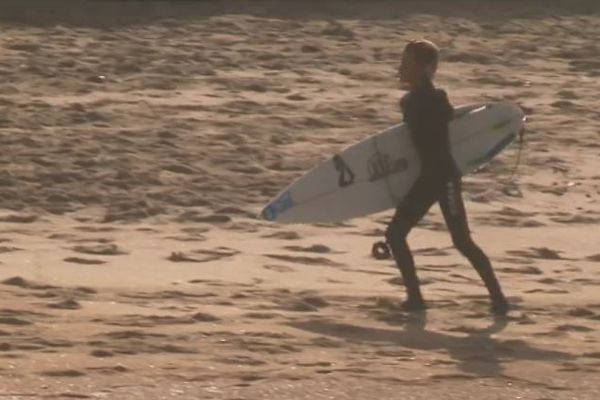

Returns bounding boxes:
[261,101,525,224]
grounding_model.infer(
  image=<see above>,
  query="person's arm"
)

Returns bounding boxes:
[436,89,454,163]
[404,89,453,170]
[437,89,453,121]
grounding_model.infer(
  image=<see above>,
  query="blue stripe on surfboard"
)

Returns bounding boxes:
[261,191,294,221]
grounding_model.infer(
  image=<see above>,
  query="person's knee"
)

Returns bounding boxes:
[452,234,476,255]
[453,236,492,269]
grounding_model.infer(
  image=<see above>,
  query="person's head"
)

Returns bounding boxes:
[398,39,440,90]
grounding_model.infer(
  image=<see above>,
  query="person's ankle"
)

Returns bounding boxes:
[491,297,509,316]
[402,297,427,311]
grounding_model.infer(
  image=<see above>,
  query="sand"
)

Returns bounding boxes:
[0,0,599,398]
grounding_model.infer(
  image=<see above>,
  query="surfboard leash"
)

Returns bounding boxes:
[506,125,526,183]
[496,122,526,196]
[468,121,526,201]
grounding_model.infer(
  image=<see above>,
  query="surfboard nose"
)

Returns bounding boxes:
[258,207,274,221]
[260,191,294,222]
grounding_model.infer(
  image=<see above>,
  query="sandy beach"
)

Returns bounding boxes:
[0,0,599,398]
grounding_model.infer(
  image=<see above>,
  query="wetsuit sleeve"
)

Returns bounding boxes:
[438,89,454,121]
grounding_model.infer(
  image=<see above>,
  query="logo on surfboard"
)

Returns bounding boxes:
[333,154,355,188]
[368,153,408,182]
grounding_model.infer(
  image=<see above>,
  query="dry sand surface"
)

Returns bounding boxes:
[0,0,599,398]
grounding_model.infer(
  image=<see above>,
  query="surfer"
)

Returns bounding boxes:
[385,39,509,315]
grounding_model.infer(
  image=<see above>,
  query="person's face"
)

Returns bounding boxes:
[398,48,427,89]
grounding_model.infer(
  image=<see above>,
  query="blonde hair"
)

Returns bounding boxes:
[404,39,440,73]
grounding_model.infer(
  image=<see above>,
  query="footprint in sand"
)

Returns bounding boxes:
[165,235,206,242]
[71,243,128,256]
[86,365,129,375]
[177,211,232,224]
[264,253,342,267]
[506,247,569,260]
[474,215,545,228]
[524,288,569,294]
[309,336,345,349]
[2,276,58,291]
[412,247,452,256]
[90,349,114,358]
[216,206,256,218]
[243,312,282,320]
[283,244,333,254]
[581,352,600,365]
[551,213,600,224]
[214,354,268,366]
[496,256,535,265]
[167,246,239,263]
[445,272,479,284]
[586,254,600,262]
[0,343,12,351]
[64,257,106,265]
[300,44,323,54]
[181,227,210,235]
[119,290,216,301]
[75,225,119,233]
[0,214,38,223]
[386,276,434,287]
[0,245,23,253]
[497,266,544,275]
[0,316,31,326]
[263,264,295,273]
[287,93,308,101]
[2,276,32,288]
[352,228,385,238]
[538,277,563,285]
[278,295,329,312]
[47,299,81,310]
[567,308,597,318]
[261,230,302,240]
[192,312,221,323]
[313,221,355,229]
[420,263,462,273]
[40,369,86,378]
[555,324,594,333]
[99,330,169,340]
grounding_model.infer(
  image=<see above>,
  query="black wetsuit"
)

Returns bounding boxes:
[385,79,508,314]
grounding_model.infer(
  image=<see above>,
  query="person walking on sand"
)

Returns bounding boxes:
[385,39,509,315]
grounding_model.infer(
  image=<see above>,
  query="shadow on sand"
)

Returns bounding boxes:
[289,313,575,377]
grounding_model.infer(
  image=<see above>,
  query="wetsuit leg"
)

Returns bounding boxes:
[385,177,439,309]
[438,178,509,315]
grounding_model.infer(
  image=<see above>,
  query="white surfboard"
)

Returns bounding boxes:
[261,101,525,223]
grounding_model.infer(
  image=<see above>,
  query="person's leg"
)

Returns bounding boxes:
[438,178,509,315]
[385,178,438,310]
